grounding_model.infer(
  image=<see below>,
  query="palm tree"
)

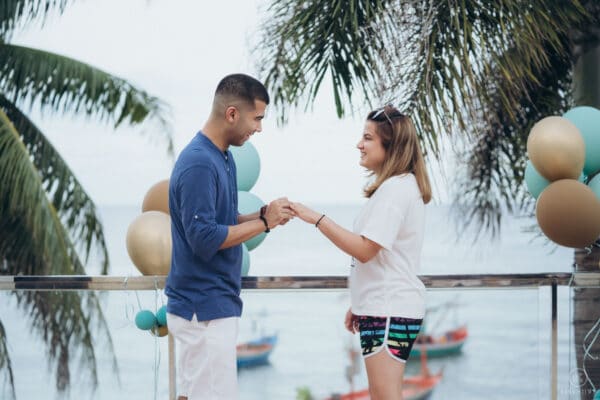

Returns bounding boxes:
[257,0,599,398]
[0,1,171,398]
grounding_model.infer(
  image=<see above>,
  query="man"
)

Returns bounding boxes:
[165,73,292,400]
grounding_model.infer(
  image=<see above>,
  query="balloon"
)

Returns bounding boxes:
[241,243,250,276]
[135,310,157,330]
[126,211,172,275]
[527,116,585,181]
[155,305,167,326]
[230,142,261,191]
[524,160,550,199]
[151,325,169,337]
[563,106,600,176]
[238,191,266,250]
[588,174,600,201]
[536,179,600,248]
[142,179,170,215]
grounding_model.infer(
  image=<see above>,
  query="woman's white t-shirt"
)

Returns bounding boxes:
[349,174,426,319]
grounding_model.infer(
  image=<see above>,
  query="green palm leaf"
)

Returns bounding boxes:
[0,1,71,39]
[10,289,118,396]
[257,0,590,234]
[0,100,118,397]
[0,95,109,271]
[257,0,385,122]
[0,2,173,398]
[0,321,15,400]
[0,43,173,153]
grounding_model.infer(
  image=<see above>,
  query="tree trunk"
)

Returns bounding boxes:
[574,45,600,107]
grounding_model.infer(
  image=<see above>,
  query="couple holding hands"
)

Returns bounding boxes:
[165,73,431,400]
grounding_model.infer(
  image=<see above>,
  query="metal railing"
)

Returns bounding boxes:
[2,272,598,400]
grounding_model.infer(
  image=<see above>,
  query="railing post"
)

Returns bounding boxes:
[551,280,558,400]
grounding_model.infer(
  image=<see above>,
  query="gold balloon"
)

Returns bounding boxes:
[536,179,600,248]
[142,179,170,215]
[150,325,169,337]
[527,116,585,181]
[126,211,172,275]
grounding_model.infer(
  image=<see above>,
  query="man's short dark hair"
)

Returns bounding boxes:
[215,74,270,106]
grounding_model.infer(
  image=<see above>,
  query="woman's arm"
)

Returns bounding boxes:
[290,202,381,263]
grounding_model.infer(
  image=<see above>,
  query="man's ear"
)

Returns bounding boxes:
[225,106,238,123]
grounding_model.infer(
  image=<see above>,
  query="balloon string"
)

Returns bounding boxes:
[121,276,136,327]
[153,276,161,400]
[582,316,600,391]
[154,329,160,400]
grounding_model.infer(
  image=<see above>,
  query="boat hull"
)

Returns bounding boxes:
[237,334,277,368]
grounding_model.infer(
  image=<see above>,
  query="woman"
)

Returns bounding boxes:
[291,105,431,400]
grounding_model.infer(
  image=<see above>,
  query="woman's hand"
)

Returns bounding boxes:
[290,202,321,225]
[344,308,358,334]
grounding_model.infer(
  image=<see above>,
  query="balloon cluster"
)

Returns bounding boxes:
[125,141,264,276]
[135,305,168,337]
[525,106,600,248]
[231,141,267,276]
[126,180,172,275]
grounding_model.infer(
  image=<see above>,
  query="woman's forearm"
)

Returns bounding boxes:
[316,216,380,263]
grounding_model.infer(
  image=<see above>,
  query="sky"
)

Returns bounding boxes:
[12,0,431,207]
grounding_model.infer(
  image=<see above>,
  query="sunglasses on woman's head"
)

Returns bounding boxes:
[370,104,404,126]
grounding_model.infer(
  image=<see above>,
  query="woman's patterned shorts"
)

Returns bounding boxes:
[357,315,423,363]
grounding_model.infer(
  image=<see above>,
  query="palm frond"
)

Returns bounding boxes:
[0,107,85,274]
[377,0,586,151]
[257,0,591,236]
[0,0,72,40]
[256,0,386,123]
[447,10,578,237]
[0,319,16,400]
[0,102,109,273]
[0,107,118,390]
[11,288,118,394]
[0,43,173,154]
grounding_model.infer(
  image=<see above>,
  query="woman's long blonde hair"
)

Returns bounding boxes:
[363,105,432,204]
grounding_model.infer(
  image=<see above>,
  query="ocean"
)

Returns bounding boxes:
[1,203,581,399]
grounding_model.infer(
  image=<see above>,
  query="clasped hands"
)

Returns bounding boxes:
[261,198,322,230]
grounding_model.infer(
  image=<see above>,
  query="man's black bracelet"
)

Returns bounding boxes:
[259,215,270,233]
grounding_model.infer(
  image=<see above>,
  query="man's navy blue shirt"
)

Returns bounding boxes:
[165,132,242,321]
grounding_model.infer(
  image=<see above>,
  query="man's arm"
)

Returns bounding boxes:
[238,211,260,224]
[219,218,268,249]
[222,198,294,249]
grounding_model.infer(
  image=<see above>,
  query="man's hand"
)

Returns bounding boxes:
[264,197,295,229]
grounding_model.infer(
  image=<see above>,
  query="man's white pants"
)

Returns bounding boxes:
[167,313,239,400]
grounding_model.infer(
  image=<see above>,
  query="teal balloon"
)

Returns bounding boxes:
[563,106,600,176]
[238,191,266,250]
[230,142,261,191]
[588,174,600,200]
[241,243,250,276]
[135,310,157,330]
[155,305,167,327]
[525,160,550,199]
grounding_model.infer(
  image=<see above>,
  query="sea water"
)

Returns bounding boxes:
[1,204,581,399]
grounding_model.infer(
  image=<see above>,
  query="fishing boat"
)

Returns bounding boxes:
[327,370,443,400]
[236,334,277,368]
[324,344,443,400]
[411,325,468,358]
